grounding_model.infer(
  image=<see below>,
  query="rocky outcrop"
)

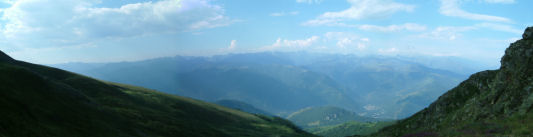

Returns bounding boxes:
[523,27,533,39]
[371,26,533,136]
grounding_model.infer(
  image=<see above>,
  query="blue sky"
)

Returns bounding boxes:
[0,0,531,65]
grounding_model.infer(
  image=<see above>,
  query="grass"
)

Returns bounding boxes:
[0,60,314,137]
[308,121,395,137]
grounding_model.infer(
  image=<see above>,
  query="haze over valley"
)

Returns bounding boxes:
[1,0,532,136]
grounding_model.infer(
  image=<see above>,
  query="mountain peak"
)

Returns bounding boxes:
[500,26,533,71]
[0,50,14,62]
[372,26,533,136]
[523,26,533,39]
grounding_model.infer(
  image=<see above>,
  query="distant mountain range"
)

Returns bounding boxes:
[0,51,313,136]
[51,52,485,119]
[369,27,533,136]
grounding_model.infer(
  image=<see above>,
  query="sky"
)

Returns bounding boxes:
[0,0,531,65]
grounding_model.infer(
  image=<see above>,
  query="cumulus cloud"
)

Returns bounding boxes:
[439,0,511,22]
[0,0,234,48]
[325,32,369,50]
[358,23,427,32]
[303,0,414,26]
[261,36,320,51]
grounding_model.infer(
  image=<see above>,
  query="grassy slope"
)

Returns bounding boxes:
[308,121,395,137]
[215,99,273,116]
[0,57,314,137]
[285,106,392,137]
[287,106,377,129]
[369,27,533,136]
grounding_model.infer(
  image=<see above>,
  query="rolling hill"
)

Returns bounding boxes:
[0,50,314,137]
[369,27,533,136]
[300,55,466,118]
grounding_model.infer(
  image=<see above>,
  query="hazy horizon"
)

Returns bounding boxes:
[1,0,531,65]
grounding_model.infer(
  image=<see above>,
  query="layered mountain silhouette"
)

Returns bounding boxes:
[0,50,313,136]
[52,52,469,119]
[369,27,533,136]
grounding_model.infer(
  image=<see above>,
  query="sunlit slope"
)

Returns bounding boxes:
[215,99,273,116]
[286,106,393,137]
[309,121,394,137]
[0,51,313,137]
[369,27,533,136]
[287,106,377,129]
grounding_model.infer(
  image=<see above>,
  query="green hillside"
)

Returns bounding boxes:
[308,121,395,137]
[369,27,533,136]
[215,99,273,116]
[0,51,314,137]
[287,106,377,129]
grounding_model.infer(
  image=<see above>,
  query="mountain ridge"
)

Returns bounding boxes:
[0,50,14,62]
[51,52,467,119]
[370,26,533,136]
[0,50,314,137]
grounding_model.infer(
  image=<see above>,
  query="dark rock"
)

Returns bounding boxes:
[0,50,14,62]
[370,27,533,136]
[523,27,533,39]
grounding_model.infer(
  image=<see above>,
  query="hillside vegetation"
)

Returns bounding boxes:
[309,121,395,137]
[369,27,533,136]
[215,99,273,116]
[0,51,314,137]
[286,106,393,137]
[287,106,377,128]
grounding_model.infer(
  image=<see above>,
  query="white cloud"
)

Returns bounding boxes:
[378,48,398,54]
[325,32,369,50]
[422,26,476,40]
[483,0,515,4]
[229,40,237,50]
[302,19,354,27]
[358,23,427,32]
[270,11,299,17]
[0,0,234,48]
[476,23,522,34]
[421,23,521,40]
[261,36,320,51]
[439,0,511,22]
[303,0,414,26]
[296,0,322,4]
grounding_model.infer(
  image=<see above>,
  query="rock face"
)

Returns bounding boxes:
[0,50,14,62]
[523,27,533,39]
[371,26,533,136]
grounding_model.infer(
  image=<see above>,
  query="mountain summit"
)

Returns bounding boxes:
[0,50,14,62]
[371,26,533,136]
